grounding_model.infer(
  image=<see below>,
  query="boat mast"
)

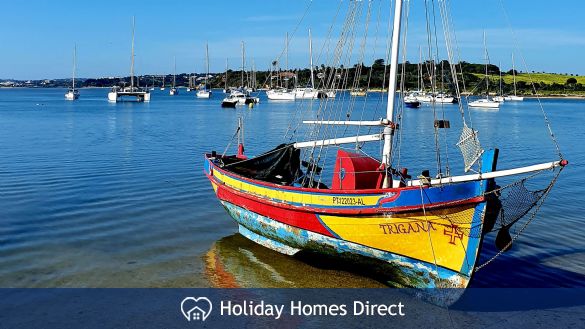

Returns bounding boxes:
[72,44,76,91]
[241,41,245,88]
[252,59,256,89]
[382,0,404,188]
[205,42,209,90]
[130,17,135,89]
[483,31,489,97]
[286,32,289,89]
[499,61,503,96]
[173,56,176,88]
[309,28,314,89]
[418,46,422,92]
[225,58,228,91]
[512,52,517,96]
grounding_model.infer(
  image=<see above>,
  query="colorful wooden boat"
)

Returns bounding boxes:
[203,0,567,297]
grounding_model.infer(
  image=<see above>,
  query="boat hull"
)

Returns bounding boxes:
[108,91,150,102]
[204,153,496,290]
[266,90,296,101]
[294,88,318,99]
[221,200,480,290]
[504,95,524,101]
[469,100,499,109]
[65,91,79,100]
[221,99,238,108]
[197,90,212,99]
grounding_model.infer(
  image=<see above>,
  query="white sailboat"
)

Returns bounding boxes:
[294,29,319,100]
[160,75,165,91]
[108,17,150,103]
[169,56,179,96]
[222,42,260,106]
[196,43,212,99]
[65,44,80,101]
[504,53,524,101]
[267,33,296,101]
[469,32,499,109]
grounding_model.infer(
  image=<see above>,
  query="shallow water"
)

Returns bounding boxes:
[0,88,583,288]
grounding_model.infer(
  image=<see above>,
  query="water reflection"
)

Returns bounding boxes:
[205,234,387,288]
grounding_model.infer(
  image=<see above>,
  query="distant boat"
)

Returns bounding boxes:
[504,53,524,101]
[108,17,150,103]
[433,93,456,103]
[404,92,421,108]
[294,29,319,100]
[65,44,80,101]
[267,33,296,101]
[160,75,165,91]
[468,32,499,109]
[267,88,296,100]
[221,95,238,108]
[493,61,505,103]
[350,89,367,97]
[196,43,212,99]
[169,56,179,96]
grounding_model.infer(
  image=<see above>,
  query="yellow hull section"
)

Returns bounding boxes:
[319,205,478,273]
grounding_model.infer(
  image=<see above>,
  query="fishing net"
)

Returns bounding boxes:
[423,169,560,239]
[413,166,563,272]
[456,125,484,172]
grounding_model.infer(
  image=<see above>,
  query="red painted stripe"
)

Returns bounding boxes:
[215,182,335,237]
[208,171,483,216]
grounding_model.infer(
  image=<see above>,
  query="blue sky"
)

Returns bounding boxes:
[1,0,584,80]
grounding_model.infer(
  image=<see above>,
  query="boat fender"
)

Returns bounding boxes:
[419,170,431,186]
[495,226,513,252]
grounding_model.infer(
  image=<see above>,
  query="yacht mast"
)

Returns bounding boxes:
[418,46,422,92]
[512,52,517,96]
[72,44,76,91]
[130,17,135,89]
[499,60,503,96]
[205,42,209,89]
[483,31,489,97]
[382,0,404,187]
[173,56,176,88]
[241,41,245,87]
[309,28,314,89]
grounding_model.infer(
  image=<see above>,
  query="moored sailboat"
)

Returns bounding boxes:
[108,17,150,103]
[169,56,179,96]
[204,0,566,300]
[267,33,296,101]
[468,32,499,109]
[196,43,212,99]
[65,44,80,101]
[294,29,319,100]
[504,53,524,101]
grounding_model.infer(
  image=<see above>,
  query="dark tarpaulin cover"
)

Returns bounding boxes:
[223,144,303,185]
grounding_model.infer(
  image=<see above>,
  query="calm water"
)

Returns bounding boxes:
[0,88,583,288]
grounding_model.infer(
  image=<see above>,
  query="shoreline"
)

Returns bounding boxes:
[2,87,585,99]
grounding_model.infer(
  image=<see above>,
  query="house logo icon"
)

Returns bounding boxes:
[181,297,212,322]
